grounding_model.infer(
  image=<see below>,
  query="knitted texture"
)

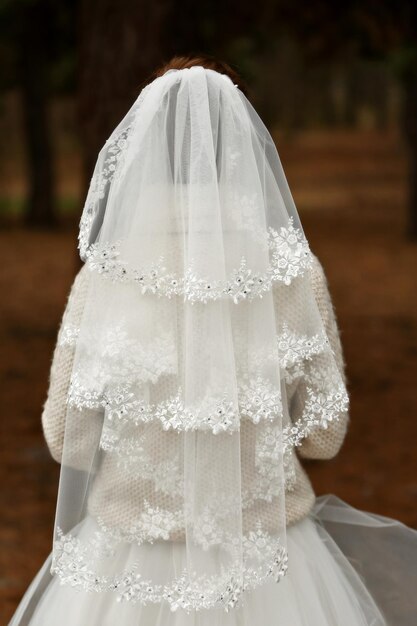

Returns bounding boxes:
[42,268,90,464]
[42,256,348,528]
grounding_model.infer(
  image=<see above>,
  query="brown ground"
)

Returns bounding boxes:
[1,130,416,623]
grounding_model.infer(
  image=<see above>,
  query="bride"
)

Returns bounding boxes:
[9,56,417,625]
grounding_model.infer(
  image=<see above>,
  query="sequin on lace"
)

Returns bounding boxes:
[61,321,346,457]
[67,375,282,434]
[51,520,288,612]
[83,219,312,302]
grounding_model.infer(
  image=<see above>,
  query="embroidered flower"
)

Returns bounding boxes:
[277,324,330,370]
[139,503,182,541]
[103,386,138,420]
[269,218,312,286]
[225,260,256,303]
[133,260,166,295]
[239,378,282,423]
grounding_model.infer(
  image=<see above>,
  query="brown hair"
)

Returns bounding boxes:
[152,55,248,97]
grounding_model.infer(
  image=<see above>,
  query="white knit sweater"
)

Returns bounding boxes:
[42,255,348,528]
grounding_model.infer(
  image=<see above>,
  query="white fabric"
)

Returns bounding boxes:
[314,496,417,625]
[12,497,417,626]
[32,66,349,611]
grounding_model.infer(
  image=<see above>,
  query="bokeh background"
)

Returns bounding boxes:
[1,1,417,621]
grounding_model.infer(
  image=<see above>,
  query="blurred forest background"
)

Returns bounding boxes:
[1,0,417,621]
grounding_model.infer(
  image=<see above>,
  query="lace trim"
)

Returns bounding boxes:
[78,86,150,257]
[90,378,347,502]
[51,523,288,612]
[283,384,349,452]
[251,377,348,493]
[68,375,283,435]
[60,319,346,493]
[83,219,312,302]
[98,382,347,506]
[276,324,330,370]
[248,324,331,385]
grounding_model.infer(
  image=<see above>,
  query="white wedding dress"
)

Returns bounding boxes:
[11,497,417,625]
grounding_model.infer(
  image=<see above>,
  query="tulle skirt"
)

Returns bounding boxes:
[9,496,417,626]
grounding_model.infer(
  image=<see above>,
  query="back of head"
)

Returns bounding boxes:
[152,54,249,97]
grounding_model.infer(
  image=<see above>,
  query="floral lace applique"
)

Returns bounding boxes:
[68,330,177,387]
[277,324,330,370]
[100,421,289,509]
[69,378,238,434]
[238,377,282,424]
[255,422,296,492]
[79,86,150,258]
[83,218,312,302]
[68,376,283,435]
[283,384,349,452]
[248,324,331,384]
[268,220,312,286]
[52,520,288,612]
[228,192,266,243]
[99,427,183,497]
[98,502,184,545]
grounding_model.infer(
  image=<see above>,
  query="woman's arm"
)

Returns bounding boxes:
[41,265,90,463]
[294,256,349,460]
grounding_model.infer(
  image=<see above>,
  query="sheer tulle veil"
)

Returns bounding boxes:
[50,66,348,611]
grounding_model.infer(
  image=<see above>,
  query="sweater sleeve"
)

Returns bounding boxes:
[292,255,349,460]
[41,264,91,463]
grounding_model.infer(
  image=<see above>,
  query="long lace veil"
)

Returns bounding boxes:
[51,66,348,612]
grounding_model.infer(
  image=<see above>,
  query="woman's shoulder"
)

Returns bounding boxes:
[63,263,90,315]
[308,253,334,300]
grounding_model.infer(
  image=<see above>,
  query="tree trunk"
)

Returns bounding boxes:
[78,0,207,186]
[401,70,417,240]
[18,2,56,227]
